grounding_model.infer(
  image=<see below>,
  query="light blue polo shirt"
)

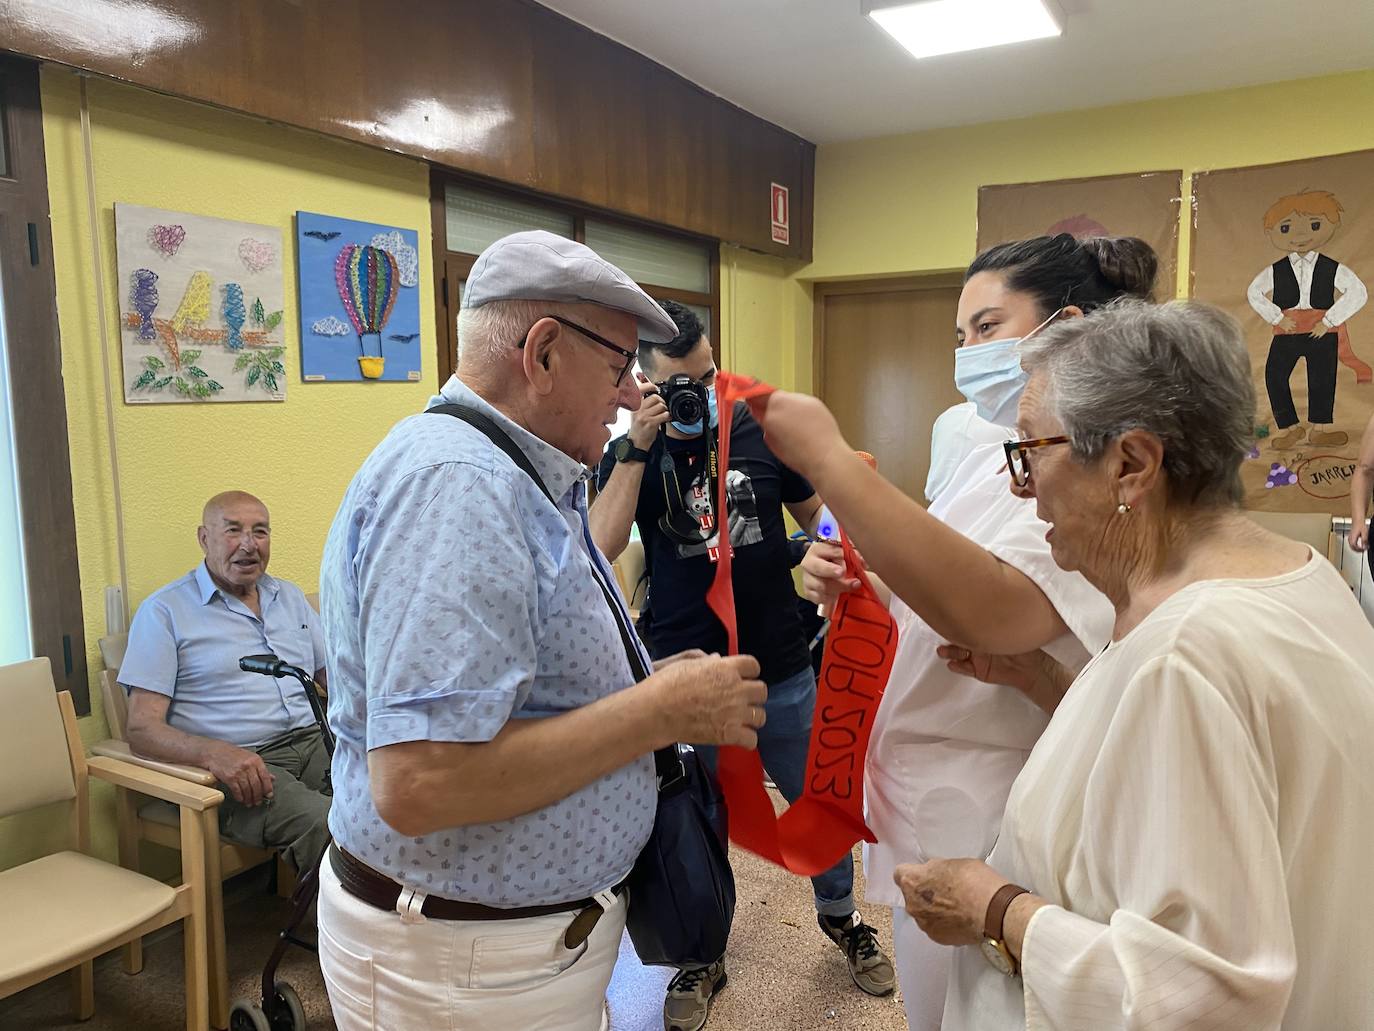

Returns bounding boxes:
[319,375,656,908]
[119,564,325,749]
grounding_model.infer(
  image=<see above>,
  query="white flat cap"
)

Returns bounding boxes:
[462,230,678,343]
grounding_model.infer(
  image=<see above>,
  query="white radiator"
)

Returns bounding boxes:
[1329,518,1374,625]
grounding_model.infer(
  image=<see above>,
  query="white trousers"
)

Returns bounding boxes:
[892,903,951,1031]
[318,859,625,1031]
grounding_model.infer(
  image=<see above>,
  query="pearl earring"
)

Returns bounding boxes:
[1117,502,1132,515]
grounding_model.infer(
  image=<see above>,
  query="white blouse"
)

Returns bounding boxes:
[946,550,1374,1030]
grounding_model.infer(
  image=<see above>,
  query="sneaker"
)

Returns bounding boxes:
[663,959,727,1031]
[819,912,897,997]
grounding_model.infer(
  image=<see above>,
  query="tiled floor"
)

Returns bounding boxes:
[2,825,908,1030]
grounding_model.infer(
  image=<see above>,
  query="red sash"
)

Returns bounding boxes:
[705,373,898,875]
[1281,308,1370,384]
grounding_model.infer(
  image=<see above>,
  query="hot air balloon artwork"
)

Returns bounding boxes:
[296,211,422,382]
[335,243,400,379]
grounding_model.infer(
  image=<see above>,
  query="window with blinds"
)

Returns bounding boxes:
[583,219,711,294]
[444,183,574,257]
[434,175,720,391]
[679,303,711,341]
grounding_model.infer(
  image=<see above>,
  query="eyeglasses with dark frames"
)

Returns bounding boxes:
[1003,436,1070,488]
[517,315,638,386]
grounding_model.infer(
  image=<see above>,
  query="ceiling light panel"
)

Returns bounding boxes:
[863,0,1064,59]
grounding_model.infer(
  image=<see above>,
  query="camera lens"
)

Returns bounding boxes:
[669,392,703,425]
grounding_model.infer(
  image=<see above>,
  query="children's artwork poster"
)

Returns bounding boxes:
[1192,149,1374,515]
[977,171,1183,298]
[295,212,422,383]
[115,204,286,403]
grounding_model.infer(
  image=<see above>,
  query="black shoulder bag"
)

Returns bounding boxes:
[428,404,735,968]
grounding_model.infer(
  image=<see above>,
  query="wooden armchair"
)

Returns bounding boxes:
[98,632,128,675]
[93,668,279,1030]
[0,657,217,1030]
[612,538,647,618]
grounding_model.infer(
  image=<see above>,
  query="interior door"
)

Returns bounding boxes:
[817,279,964,503]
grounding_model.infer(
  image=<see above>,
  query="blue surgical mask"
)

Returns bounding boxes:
[953,338,1027,427]
[952,309,1063,426]
[672,386,719,436]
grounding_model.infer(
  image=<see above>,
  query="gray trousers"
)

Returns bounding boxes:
[218,726,332,873]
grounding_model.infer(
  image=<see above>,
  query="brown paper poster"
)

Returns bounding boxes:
[977,171,1182,296]
[1192,149,1374,515]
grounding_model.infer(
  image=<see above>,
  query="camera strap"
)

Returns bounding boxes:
[656,415,723,552]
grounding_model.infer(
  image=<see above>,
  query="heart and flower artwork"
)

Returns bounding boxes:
[115,203,286,403]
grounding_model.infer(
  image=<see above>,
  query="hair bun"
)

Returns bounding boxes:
[1080,236,1158,301]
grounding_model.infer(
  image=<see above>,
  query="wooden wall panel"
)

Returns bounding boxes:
[0,0,813,258]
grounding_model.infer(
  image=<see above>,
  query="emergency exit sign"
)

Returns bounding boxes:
[770,182,790,245]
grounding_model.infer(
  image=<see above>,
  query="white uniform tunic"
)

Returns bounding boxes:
[862,443,1113,1029]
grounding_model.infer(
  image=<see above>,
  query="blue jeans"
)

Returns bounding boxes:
[696,666,856,919]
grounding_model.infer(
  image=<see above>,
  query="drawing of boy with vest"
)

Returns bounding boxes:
[1247,189,1369,450]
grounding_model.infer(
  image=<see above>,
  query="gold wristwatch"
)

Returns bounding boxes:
[980,883,1029,976]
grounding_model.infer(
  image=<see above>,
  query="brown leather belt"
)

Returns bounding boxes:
[329,844,625,946]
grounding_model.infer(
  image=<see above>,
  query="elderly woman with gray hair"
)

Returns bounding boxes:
[754,299,1374,1029]
[890,300,1374,1030]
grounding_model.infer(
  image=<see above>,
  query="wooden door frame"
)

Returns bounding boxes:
[812,272,963,401]
[0,55,88,710]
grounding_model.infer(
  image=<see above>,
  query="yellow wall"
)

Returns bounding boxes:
[806,69,1374,294]
[2,69,804,870]
[0,69,438,870]
[718,71,1374,398]
[26,64,1370,872]
[720,246,814,392]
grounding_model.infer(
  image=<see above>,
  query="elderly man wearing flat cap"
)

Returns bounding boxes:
[316,231,768,1030]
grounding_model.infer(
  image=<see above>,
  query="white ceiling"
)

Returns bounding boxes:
[538,0,1374,144]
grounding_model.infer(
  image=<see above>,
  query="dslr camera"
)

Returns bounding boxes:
[656,374,709,430]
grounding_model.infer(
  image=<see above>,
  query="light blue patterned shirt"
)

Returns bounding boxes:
[320,375,656,907]
[119,564,325,748]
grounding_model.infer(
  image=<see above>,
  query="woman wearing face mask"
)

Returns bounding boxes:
[791,234,1157,1030]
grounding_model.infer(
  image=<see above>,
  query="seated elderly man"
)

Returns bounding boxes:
[120,490,330,873]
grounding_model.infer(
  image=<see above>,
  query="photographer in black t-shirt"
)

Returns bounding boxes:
[590,301,894,1030]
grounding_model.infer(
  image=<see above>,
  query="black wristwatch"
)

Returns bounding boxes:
[613,438,651,464]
